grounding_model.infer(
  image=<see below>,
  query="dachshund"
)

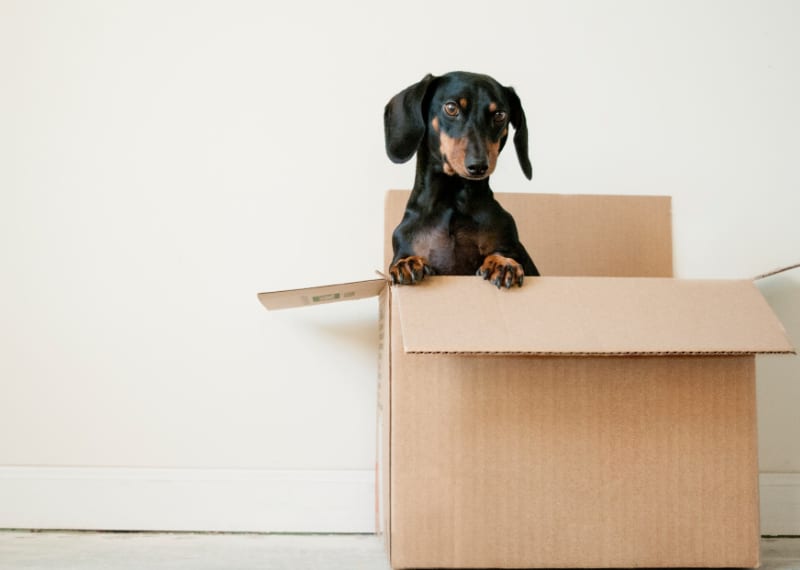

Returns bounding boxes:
[384,71,539,288]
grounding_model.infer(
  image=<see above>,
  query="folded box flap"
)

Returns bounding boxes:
[394,276,795,355]
[258,278,386,310]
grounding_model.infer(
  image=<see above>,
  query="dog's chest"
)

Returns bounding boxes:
[411,212,493,274]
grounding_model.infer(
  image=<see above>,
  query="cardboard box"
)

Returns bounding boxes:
[258,191,794,569]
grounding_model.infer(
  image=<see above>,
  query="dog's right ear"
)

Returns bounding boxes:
[384,74,436,164]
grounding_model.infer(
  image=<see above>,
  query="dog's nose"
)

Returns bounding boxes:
[466,161,489,177]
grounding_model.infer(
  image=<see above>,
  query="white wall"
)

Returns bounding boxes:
[1,0,798,533]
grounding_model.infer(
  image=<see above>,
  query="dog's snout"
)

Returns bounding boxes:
[462,131,492,178]
[466,161,489,177]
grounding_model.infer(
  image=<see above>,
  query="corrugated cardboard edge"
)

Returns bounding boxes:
[377,285,392,561]
[400,349,794,356]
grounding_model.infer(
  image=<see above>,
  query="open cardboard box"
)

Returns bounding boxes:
[259,191,794,569]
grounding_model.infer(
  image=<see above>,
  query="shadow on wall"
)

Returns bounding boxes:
[268,298,380,363]
[755,268,800,472]
[757,269,800,354]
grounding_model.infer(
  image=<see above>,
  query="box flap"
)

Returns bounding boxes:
[385,191,674,277]
[394,276,795,355]
[257,278,386,310]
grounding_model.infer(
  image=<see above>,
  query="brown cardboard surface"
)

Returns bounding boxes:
[384,191,673,277]
[257,278,385,310]
[388,298,761,568]
[394,275,795,356]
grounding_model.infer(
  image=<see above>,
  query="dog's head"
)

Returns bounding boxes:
[384,71,531,180]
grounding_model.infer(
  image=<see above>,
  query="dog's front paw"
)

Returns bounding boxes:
[389,256,433,285]
[477,254,525,288]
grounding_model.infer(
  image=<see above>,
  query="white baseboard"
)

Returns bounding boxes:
[760,473,800,536]
[0,467,375,533]
[0,468,797,535]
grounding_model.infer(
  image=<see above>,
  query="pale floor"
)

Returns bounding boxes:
[0,532,798,570]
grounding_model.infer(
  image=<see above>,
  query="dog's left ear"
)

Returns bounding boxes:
[505,86,532,180]
[384,74,436,164]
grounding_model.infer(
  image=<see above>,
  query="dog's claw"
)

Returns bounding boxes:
[477,254,525,289]
[389,256,431,286]
[505,267,516,289]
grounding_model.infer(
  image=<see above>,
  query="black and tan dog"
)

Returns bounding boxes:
[384,71,539,288]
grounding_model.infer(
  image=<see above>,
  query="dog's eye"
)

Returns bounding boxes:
[443,102,460,117]
[493,111,507,124]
